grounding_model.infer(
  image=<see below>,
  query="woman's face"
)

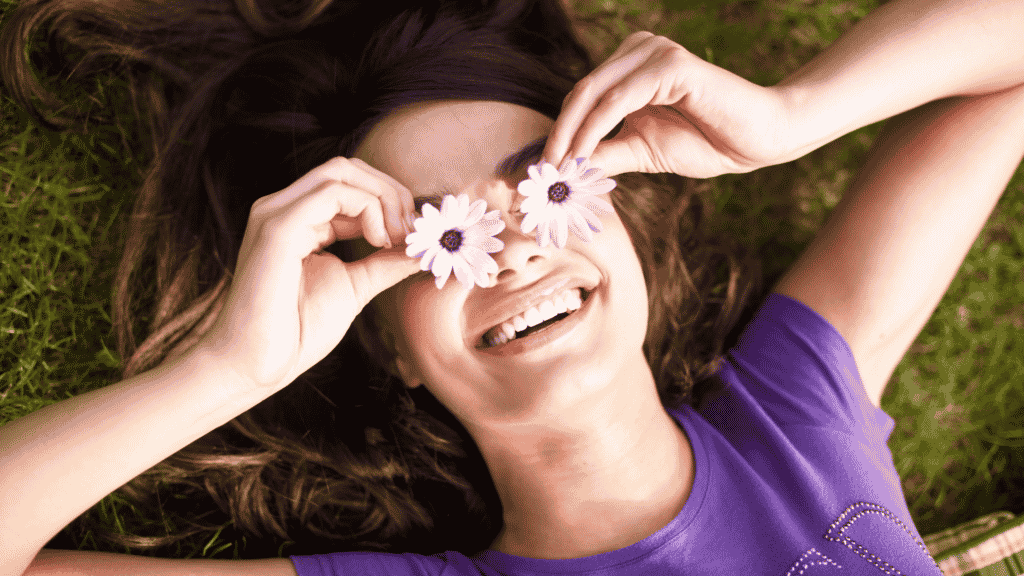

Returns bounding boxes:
[353,100,650,428]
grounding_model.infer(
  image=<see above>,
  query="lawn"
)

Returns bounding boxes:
[2,0,1023,560]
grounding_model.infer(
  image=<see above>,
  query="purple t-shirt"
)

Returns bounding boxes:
[290,293,943,575]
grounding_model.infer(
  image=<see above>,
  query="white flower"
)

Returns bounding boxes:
[517,157,616,249]
[405,193,505,290]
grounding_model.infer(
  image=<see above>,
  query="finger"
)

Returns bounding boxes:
[278,180,391,258]
[587,136,639,178]
[354,158,416,228]
[344,245,423,311]
[349,157,417,237]
[566,48,679,167]
[543,31,658,168]
[342,158,410,247]
[267,157,408,247]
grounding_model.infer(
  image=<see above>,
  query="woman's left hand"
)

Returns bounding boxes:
[543,31,795,179]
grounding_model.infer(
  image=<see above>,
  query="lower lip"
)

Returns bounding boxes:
[477,288,596,357]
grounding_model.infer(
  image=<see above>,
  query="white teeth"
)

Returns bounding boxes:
[512,315,528,332]
[524,307,543,327]
[501,322,516,341]
[565,291,582,311]
[481,287,588,348]
[538,300,556,319]
[553,296,568,314]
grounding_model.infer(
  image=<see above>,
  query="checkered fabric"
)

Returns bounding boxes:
[922,511,1024,575]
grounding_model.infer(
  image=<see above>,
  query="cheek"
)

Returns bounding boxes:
[603,214,650,330]
[389,278,468,378]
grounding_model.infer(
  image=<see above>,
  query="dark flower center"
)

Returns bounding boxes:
[440,228,464,252]
[547,181,571,203]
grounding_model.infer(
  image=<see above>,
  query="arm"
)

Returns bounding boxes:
[0,349,272,576]
[779,0,1024,161]
[773,82,1024,409]
[24,549,298,576]
[541,0,1024,182]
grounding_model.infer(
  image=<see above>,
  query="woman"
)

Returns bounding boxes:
[2,0,1024,574]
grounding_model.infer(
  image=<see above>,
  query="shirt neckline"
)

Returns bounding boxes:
[472,404,710,573]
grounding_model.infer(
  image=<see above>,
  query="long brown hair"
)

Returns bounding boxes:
[1,0,762,558]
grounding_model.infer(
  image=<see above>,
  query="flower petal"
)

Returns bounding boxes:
[431,249,454,288]
[473,236,504,253]
[536,218,551,248]
[405,235,434,258]
[527,164,543,183]
[461,245,498,275]
[556,156,577,177]
[520,194,548,214]
[552,208,569,249]
[417,203,441,225]
[521,208,542,234]
[452,195,471,224]
[470,216,505,237]
[465,225,504,246]
[581,177,617,196]
[419,244,442,271]
[518,178,543,197]
[413,216,442,238]
[540,162,560,184]
[582,195,615,216]
[566,205,594,243]
[439,194,456,218]
[452,256,474,292]
[571,200,604,233]
[464,199,487,227]
[579,167,603,183]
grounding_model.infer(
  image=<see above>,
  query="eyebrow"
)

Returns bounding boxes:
[413,135,548,213]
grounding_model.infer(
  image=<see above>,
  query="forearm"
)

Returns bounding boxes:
[775,82,1024,404]
[0,349,267,576]
[777,0,1024,160]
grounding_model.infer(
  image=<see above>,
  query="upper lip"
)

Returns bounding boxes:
[467,273,598,347]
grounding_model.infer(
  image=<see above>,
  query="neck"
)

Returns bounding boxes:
[471,354,695,559]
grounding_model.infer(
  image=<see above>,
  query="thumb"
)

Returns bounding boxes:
[588,137,643,177]
[343,246,422,310]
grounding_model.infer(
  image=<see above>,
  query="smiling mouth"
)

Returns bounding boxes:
[478,288,591,349]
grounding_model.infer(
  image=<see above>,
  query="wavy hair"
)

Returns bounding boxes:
[1,0,762,558]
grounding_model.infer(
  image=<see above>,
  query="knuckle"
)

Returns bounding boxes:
[328,155,352,168]
[250,194,268,212]
[574,78,594,98]
[601,86,626,107]
[627,30,654,42]
[665,42,689,60]
[249,194,276,219]
[324,156,354,179]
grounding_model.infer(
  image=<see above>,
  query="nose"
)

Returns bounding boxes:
[485,207,554,286]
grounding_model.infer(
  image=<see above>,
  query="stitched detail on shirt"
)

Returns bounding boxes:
[784,548,842,575]
[822,501,941,575]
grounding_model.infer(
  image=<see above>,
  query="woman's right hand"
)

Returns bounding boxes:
[542,31,797,179]
[195,156,422,392]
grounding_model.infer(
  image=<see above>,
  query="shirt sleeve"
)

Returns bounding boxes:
[289,552,448,576]
[701,292,896,445]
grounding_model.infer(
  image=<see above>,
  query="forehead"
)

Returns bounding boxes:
[354,100,553,196]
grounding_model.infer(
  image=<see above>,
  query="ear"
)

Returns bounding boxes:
[372,301,422,390]
[394,355,423,389]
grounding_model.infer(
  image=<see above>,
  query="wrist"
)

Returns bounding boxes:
[770,82,843,164]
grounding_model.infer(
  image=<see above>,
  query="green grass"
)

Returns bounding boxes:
[1,0,1022,560]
